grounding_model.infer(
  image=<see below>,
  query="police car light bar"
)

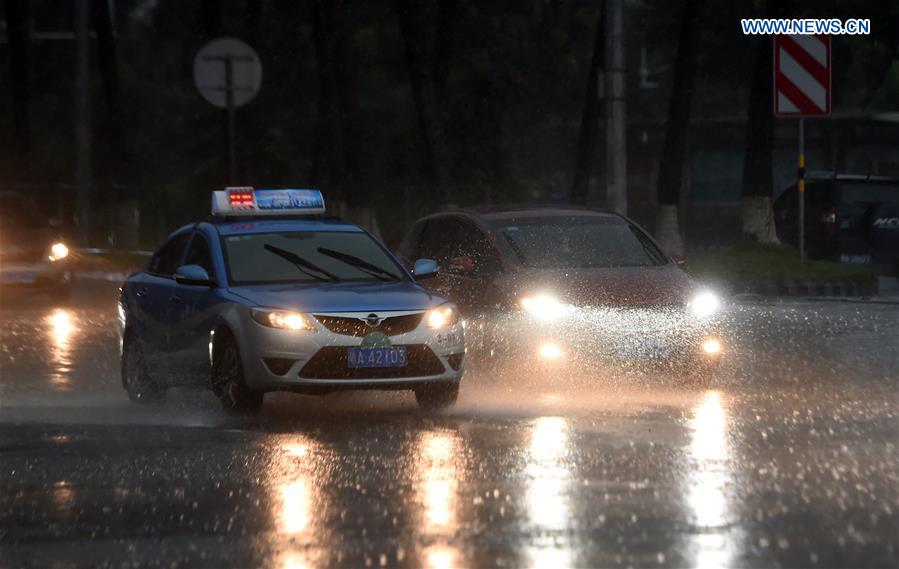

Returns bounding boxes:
[211,187,326,217]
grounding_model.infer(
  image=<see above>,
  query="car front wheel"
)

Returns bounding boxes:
[121,334,164,403]
[211,332,264,415]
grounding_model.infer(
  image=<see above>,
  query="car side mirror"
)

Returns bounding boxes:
[413,258,439,280]
[174,264,214,287]
[448,256,476,273]
[671,254,686,266]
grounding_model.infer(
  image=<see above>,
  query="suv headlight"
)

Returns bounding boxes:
[48,242,69,262]
[251,308,314,331]
[520,293,571,321]
[426,303,460,329]
[687,291,721,318]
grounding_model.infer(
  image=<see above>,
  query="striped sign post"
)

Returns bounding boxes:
[773,34,831,262]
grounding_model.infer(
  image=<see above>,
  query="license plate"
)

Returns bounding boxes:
[347,347,408,368]
[617,339,669,358]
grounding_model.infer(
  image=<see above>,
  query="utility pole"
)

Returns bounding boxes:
[74,0,92,244]
[604,0,627,215]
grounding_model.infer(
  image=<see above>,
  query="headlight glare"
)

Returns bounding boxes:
[426,303,459,329]
[520,293,570,320]
[251,309,313,331]
[49,242,69,262]
[688,291,721,318]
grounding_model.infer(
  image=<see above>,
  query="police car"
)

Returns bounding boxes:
[117,188,465,414]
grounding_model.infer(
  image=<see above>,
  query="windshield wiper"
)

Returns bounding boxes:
[316,247,400,282]
[264,244,339,282]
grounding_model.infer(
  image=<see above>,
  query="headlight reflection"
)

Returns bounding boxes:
[686,390,736,569]
[46,309,76,390]
[525,417,573,568]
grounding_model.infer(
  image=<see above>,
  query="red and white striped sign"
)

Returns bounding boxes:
[773,35,831,117]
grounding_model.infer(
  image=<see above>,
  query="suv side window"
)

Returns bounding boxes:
[183,233,215,278]
[453,221,500,275]
[148,233,191,277]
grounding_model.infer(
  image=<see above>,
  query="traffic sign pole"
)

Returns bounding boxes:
[225,56,236,184]
[773,35,830,264]
[193,38,262,185]
[798,119,805,263]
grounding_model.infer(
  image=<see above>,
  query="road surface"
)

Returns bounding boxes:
[1,281,898,568]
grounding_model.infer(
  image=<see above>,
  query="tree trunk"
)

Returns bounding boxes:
[200,0,222,39]
[311,0,344,197]
[570,6,604,205]
[242,0,262,46]
[4,0,32,159]
[432,0,458,95]
[310,0,363,205]
[654,0,703,256]
[93,0,119,115]
[397,0,453,207]
[739,28,779,242]
[740,0,791,243]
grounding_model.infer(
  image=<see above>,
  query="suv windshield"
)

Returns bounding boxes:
[489,216,668,268]
[223,231,405,284]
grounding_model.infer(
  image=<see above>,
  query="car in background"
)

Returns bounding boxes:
[0,192,74,298]
[774,173,899,275]
[118,188,464,414]
[398,205,724,381]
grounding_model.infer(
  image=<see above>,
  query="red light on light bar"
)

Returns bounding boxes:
[228,191,255,206]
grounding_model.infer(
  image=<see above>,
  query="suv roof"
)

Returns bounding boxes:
[454,203,621,222]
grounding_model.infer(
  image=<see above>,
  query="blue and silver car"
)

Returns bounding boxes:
[117,188,465,414]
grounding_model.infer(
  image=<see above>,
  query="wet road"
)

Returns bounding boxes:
[1,282,898,568]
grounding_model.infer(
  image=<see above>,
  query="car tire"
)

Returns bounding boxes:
[211,331,264,415]
[121,334,165,403]
[414,382,459,410]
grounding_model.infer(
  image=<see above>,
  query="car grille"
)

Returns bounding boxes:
[299,345,445,379]
[314,313,424,337]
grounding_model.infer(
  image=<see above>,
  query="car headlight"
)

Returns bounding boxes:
[426,303,460,329]
[687,291,721,318]
[48,242,69,262]
[520,293,571,321]
[251,308,314,331]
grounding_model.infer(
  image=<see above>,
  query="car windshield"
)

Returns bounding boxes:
[489,216,668,268]
[224,231,406,284]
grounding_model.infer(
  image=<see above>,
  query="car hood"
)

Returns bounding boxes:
[228,280,445,313]
[500,264,694,307]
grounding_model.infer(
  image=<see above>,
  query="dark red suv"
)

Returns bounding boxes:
[398,205,724,381]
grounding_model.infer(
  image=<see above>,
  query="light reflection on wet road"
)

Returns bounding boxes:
[1,283,898,567]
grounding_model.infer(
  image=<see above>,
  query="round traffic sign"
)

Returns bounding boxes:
[193,37,262,109]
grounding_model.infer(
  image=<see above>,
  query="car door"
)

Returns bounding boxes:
[130,232,191,375]
[168,230,224,381]
[443,219,504,314]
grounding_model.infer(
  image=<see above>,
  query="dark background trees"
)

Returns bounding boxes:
[1,0,897,248]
